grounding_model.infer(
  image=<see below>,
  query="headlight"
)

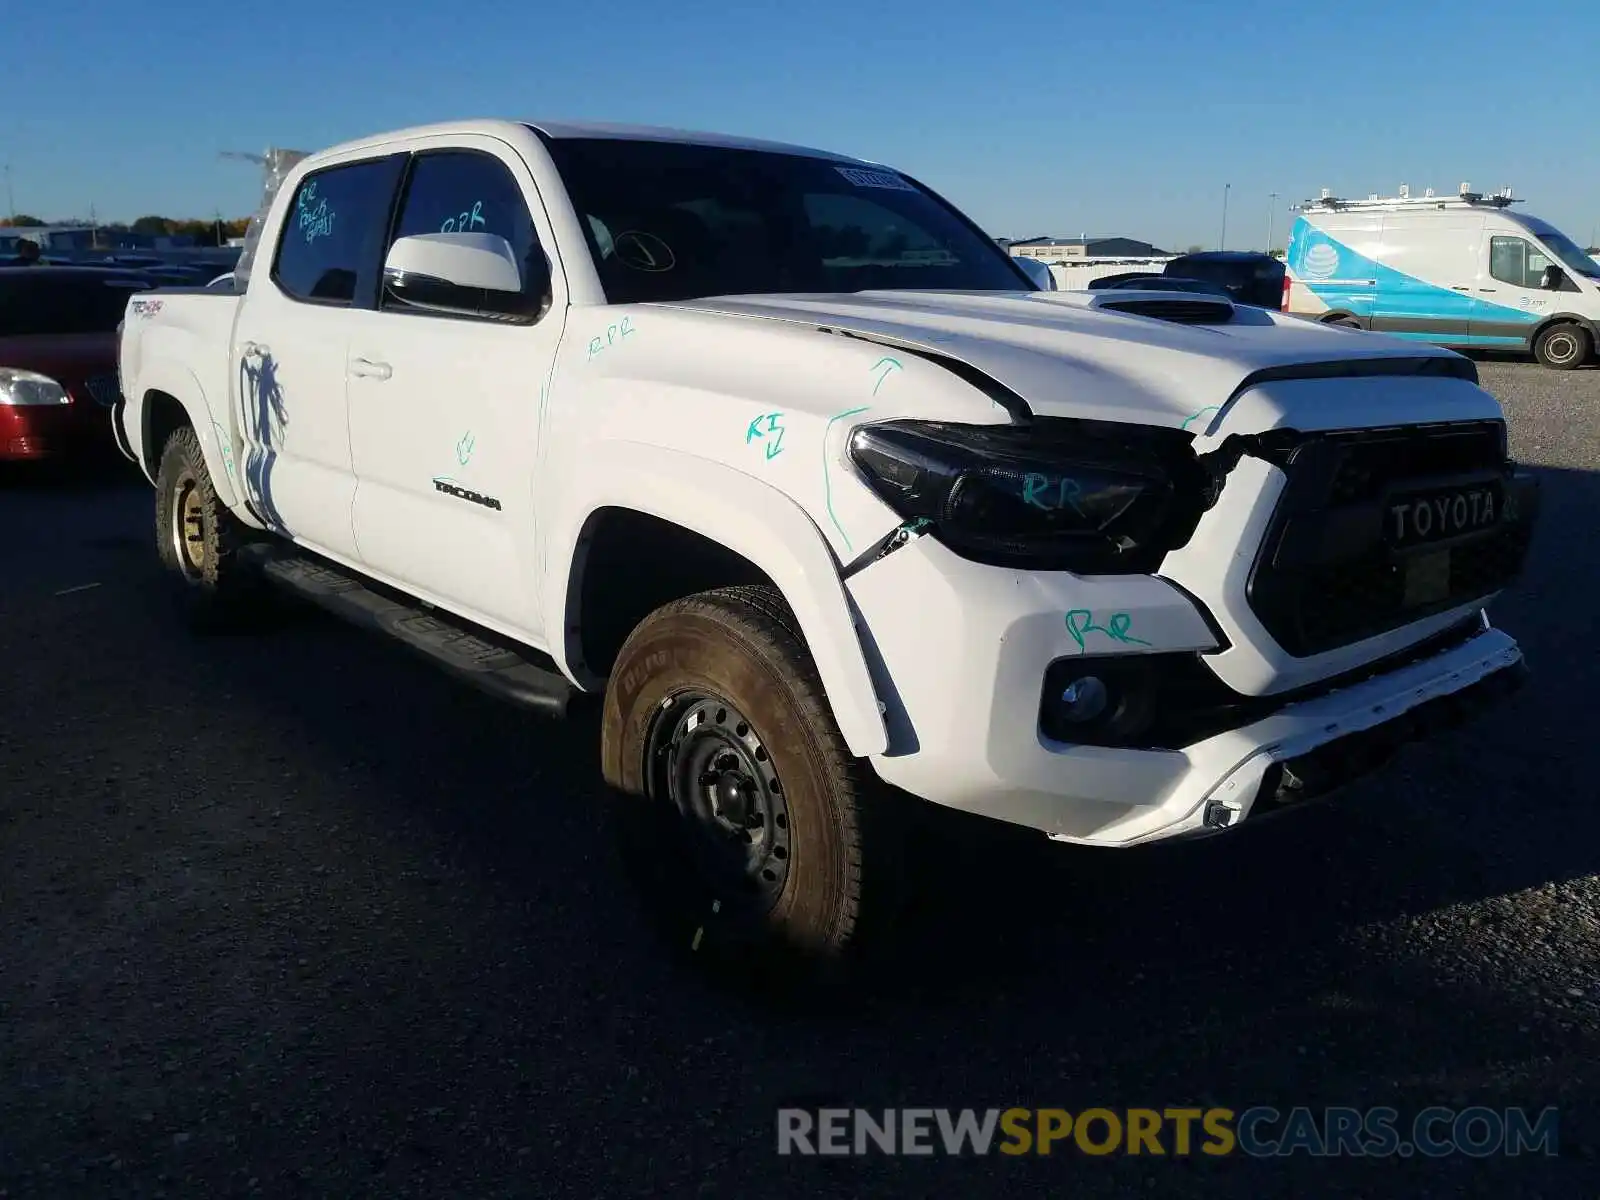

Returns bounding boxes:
[847,417,1209,573]
[0,368,71,407]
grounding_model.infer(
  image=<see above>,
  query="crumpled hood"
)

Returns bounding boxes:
[654,290,1469,429]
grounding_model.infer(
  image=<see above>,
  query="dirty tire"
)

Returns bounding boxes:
[601,585,904,996]
[153,425,271,631]
[1533,322,1591,370]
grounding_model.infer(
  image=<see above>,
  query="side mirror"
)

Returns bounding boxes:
[383,232,549,320]
[1014,256,1057,290]
[1541,264,1567,291]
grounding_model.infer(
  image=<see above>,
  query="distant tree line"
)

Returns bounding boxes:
[1,214,250,246]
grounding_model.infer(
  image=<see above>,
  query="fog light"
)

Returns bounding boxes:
[1038,655,1163,746]
[1057,676,1109,723]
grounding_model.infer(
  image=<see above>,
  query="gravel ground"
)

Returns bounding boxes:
[2,359,1597,1198]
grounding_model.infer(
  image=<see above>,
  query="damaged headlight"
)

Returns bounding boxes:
[847,417,1209,573]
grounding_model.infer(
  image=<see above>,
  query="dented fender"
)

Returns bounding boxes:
[542,440,890,758]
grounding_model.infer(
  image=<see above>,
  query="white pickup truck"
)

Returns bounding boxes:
[115,118,1538,982]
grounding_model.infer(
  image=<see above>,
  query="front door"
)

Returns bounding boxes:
[344,138,567,639]
[230,154,404,561]
[1473,233,1556,347]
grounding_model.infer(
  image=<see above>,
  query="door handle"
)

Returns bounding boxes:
[1478,288,1498,293]
[348,357,392,381]
[1452,285,1470,291]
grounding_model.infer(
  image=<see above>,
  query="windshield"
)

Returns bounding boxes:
[0,273,148,336]
[1522,219,1600,279]
[542,137,1030,302]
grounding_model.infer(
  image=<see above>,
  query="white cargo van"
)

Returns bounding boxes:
[1284,186,1600,369]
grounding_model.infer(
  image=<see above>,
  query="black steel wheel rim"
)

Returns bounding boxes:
[647,691,792,912]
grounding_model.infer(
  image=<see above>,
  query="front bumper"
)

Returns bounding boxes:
[847,533,1526,847]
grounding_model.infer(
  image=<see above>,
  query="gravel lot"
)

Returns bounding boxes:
[2,359,1597,1198]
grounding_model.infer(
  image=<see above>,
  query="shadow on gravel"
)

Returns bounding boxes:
[2,465,1596,1195]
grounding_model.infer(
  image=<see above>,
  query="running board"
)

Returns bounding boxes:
[244,546,573,717]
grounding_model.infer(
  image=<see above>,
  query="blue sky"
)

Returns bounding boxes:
[3,0,1597,250]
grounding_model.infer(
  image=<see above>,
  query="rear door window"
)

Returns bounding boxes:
[272,158,401,305]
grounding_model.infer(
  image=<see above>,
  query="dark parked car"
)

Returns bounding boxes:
[1087,272,1233,298]
[0,267,149,461]
[1160,251,1285,309]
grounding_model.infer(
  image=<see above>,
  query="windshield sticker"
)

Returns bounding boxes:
[835,167,918,193]
[441,201,486,234]
[296,180,335,245]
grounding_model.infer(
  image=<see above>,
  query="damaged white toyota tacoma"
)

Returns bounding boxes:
[114,119,1538,980]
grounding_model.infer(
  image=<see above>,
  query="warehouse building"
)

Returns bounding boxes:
[1008,235,1167,261]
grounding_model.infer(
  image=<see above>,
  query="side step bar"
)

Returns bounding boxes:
[243,546,573,717]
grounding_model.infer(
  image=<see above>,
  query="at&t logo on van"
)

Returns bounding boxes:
[1301,239,1341,280]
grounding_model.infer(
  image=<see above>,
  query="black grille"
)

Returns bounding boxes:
[81,374,121,408]
[1247,421,1539,657]
[1098,298,1234,324]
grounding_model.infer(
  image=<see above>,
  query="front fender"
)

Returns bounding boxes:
[134,361,247,515]
[544,440,889,758]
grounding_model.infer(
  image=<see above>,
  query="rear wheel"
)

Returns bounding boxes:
[153,425,271,630]
[1533,322,1591,370]
[601,585,904,992]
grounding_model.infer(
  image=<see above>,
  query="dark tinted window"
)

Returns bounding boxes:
[544,138,1027,302]
[273,159,397,305]
[384,150,549,315]
[1164,254,1283,307]
[0,273,149,336]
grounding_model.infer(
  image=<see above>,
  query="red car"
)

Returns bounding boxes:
[0,266,152,461]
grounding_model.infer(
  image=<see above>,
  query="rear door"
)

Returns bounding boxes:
[230,153,406,558]
[1370,213,1483,344]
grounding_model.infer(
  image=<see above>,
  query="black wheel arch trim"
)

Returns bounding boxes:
[1530,312,1598,350]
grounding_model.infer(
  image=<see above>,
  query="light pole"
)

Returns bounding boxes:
[1220,183,1231,251]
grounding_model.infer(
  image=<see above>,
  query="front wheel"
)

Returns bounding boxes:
[1533,322,1592,370]
[601,585,904,990]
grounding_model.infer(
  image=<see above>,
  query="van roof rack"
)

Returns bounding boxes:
[1294,183,1521,212]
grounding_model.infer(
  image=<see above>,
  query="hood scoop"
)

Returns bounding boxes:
[1085,291,1237,326]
